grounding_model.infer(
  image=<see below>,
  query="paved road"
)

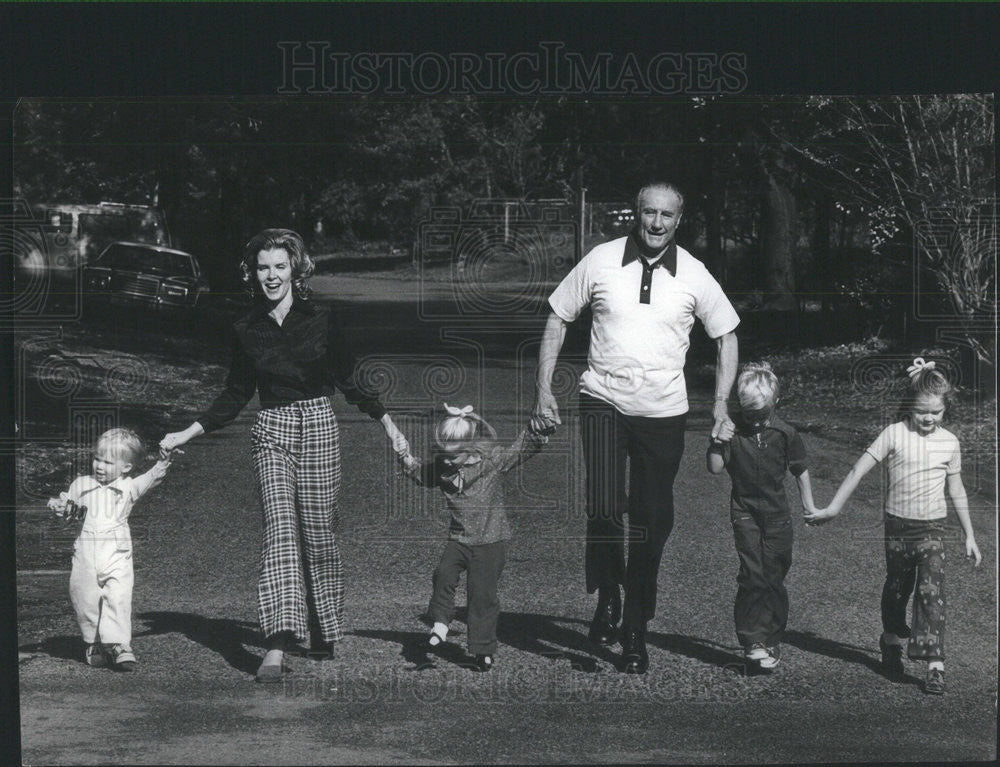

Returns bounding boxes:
[16,278,998,764]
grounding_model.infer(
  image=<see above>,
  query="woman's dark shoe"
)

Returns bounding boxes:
[308,640,336,661]
[588,587,621,646]
[255,650,289,683]
[620,629,648,675]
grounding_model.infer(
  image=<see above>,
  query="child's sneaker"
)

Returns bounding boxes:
[744,643,769,662]
[758,645,781,669]
[85,643,107,668]
[424,625,448,652]
[472,654,494,672]
[924,666,945,695]
[879,635,905,676]
[104,644,137,671]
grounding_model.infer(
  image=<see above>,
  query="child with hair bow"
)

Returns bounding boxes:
[399,404,549,671]
[805,358,981,695]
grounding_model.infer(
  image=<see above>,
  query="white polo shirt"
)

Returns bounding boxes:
[67,475,141,533]
[548,234,740,417]
[866,421,962,521]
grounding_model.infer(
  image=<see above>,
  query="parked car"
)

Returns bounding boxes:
[82,241,210,309]
[17,202,171,280]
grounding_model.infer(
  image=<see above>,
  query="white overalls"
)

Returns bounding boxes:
[66,476,140,644]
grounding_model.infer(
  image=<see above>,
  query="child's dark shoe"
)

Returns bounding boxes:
[472,654,494,672]
[924,667,945,695]
[424,627,448,652]
[104,644,136,671]
[879,635,905,676]
[85,643,107,668]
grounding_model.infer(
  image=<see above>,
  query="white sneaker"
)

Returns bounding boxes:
[744,643,769,661]
[85,643,107,668]
[759,646,781,669]
[105,644,137,671]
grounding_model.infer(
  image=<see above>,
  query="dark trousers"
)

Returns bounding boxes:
[579,393,686,630]
[882,515,946,661]
[427,540,506,655]
[731,509,793,648]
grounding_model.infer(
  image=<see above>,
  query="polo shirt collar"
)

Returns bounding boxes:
[622,229,677,277]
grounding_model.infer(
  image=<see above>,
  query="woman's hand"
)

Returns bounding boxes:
[159,432,190,453]
[160,423,203,454]
[380,414,410,458]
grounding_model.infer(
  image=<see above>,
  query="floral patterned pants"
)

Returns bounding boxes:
[881,514,946,661]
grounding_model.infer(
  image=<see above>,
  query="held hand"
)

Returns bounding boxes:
[531,391,561,434]
[803,505,838,526]
[158,446,184,463]
[159,431,190,453]
[710,400,733,441]
[966,537,982,566]
[714,420,735,443]
[46,493,70,513]
[399,453,419,473]
[381,416,410,457]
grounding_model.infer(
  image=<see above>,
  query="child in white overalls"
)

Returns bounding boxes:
[48,428,172,670]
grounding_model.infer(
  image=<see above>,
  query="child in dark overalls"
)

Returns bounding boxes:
[401,404,548,671]
[708,362,817,670]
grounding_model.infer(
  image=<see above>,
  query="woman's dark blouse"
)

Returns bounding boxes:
[196,298,386,432]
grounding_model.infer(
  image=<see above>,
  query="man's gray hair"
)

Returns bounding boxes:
[635,181,685,212]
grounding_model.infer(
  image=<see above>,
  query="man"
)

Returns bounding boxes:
[531,181,739,673]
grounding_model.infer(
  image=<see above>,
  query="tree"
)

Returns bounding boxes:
[775,95,995,363]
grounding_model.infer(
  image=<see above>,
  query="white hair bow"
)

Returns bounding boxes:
[443,403,475,417]
[906,357,936,379]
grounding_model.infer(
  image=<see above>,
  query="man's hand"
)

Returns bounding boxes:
[710,399,733,441]
[713,419,735,443]
[531,390,561,434]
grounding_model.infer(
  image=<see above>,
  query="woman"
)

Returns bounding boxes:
[160,228,409,682]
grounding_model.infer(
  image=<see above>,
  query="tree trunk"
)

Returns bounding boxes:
[704,167,724,286]
[761,165,797,311]
[813,189,833,313]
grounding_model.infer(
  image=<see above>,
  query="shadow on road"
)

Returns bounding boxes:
[493,611,615,672]
[19,635,83,663]
[352,627,478,672]
[783,629,923,687]
[353,611,762,675]
[645,632,746,670]
[136,611,263,675]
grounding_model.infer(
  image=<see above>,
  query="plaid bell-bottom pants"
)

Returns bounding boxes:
[251,397,344,644]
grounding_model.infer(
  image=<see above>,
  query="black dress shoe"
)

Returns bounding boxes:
[620,629,649,674]
[588,588,622,646]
